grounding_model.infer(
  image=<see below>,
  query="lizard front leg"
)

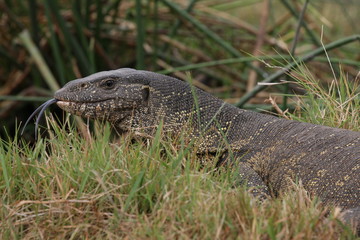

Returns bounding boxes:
[234,162,271,200]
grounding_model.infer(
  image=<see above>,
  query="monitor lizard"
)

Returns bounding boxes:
[23,68,360,234]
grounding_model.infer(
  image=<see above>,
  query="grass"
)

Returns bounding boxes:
[1,67,359,239]
[288,64,360,131]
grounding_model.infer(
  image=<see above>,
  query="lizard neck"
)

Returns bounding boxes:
[111,76,276,153]
[142,80,269,151]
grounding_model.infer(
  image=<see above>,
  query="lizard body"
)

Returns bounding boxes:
[46,68,359,233]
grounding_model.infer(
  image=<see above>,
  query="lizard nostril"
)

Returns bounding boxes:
[80,83,87,88]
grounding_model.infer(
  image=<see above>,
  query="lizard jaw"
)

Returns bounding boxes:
[57,100,112,120]
[56,100,136,125]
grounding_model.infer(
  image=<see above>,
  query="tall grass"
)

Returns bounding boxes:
[285,63,360,131]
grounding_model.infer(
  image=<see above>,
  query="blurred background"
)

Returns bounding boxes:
[1,0,359,140]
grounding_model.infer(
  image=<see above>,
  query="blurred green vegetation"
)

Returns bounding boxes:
[0,0,359,139]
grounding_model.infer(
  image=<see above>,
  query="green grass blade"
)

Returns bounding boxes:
[46,0,91,76]
[162,0,198,53]
[43,0,67,85]
[0,142,11,193]
[72,2,96,73]
[123,170,145,212]
[280,0,321,47]
[18,30,60,92]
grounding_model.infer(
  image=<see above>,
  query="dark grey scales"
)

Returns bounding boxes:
[23,68,360,234]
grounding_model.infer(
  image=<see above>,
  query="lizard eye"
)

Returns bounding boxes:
[101,79,115,89]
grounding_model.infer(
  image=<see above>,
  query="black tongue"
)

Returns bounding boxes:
[21,98,58,139]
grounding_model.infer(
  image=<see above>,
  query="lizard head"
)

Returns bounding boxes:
[23,68,192,137]
[25,68,230,141]
[54,68,151,127]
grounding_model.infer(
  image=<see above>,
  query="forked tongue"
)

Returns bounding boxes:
[21,98,58,139]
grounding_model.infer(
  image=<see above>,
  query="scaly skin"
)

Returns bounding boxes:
[54,68,360,233]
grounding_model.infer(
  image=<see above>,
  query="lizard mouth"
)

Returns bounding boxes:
[56,99,119,121]
[56,99,112,109]
[22,97,135,138]
[21,99,112,138]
